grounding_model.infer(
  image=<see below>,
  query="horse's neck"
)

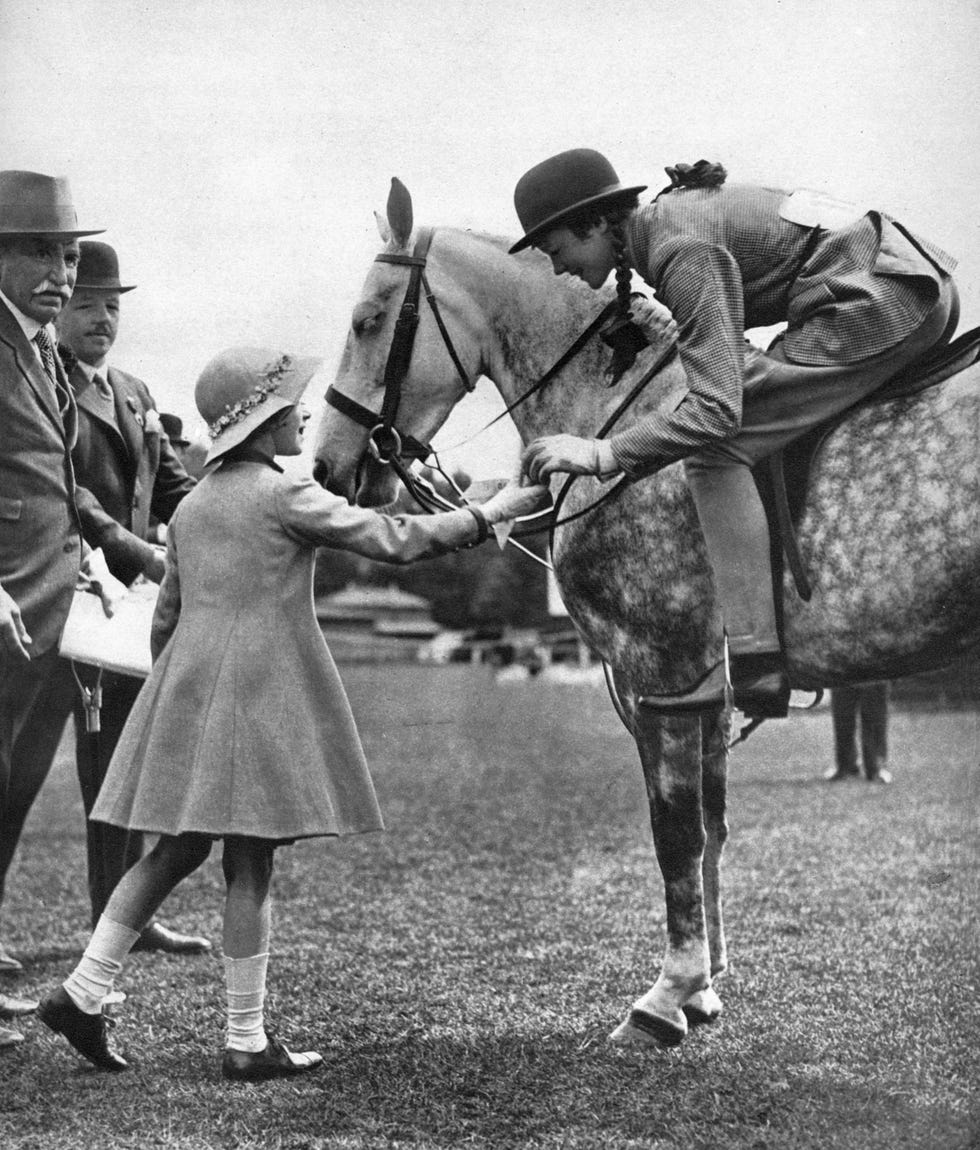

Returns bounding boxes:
[440,229,680,443]
[440,232,616,440]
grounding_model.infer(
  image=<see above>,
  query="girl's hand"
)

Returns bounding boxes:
[629,295,677,346]
[478,480,550,525]
[520,435,618,484]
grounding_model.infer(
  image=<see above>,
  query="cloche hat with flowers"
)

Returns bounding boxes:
[195,346,322,466]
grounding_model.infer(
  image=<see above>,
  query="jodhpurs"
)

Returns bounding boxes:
[684,278,959,654]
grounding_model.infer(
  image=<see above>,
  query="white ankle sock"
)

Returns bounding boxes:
[64,916,140,1014]
[224,953,269,1053]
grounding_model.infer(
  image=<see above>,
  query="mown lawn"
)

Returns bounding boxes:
[1,665,977,1149]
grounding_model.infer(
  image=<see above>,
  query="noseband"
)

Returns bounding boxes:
[324,227,475,469]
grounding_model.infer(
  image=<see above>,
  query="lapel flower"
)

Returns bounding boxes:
[125,395,145,428]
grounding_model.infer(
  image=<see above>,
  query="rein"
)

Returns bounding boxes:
[325,226,676,543]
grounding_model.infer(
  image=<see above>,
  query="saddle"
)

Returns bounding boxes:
[757,324,980,604]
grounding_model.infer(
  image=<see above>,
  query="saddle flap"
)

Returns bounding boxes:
[871,324,980,403]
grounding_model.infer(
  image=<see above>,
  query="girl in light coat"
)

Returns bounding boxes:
[40,346,542,1081]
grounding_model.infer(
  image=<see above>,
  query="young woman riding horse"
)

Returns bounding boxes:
[511,149,959,719]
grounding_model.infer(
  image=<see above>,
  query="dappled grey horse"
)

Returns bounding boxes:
[313,182,980,1047]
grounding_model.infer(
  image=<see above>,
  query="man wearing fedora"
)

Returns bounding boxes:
[0,170,103,1046]
[52,240,208,956]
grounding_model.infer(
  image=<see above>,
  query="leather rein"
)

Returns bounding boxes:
[323,226,676,530]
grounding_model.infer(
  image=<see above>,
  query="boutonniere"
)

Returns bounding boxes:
[125,395,145,428]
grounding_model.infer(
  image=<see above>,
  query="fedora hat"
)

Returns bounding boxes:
[0,170,103,237]
[159,412,190,447]
[196,347,322,465]
[75,241,136,292]
[509,149,646,254]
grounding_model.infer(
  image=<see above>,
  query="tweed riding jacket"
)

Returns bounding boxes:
[608,183,957,474]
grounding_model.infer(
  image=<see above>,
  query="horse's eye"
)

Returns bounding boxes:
[352,302,383,336]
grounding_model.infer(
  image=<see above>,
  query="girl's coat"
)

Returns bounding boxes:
[93,458,478,841]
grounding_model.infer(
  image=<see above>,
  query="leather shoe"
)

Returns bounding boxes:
[1,1023,24,1049]
[638,654,790,719]
[0,991,38,1018]
[639,661,730,713]
[823,767,860,782]
[866,769,893,785]
[131,922,212,955]
[221,1036,323,1082]
[729,654,790,719]
[37,987,128,1071]
[0,946,24,975]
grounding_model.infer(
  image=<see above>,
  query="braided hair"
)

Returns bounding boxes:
[565,197,642,381]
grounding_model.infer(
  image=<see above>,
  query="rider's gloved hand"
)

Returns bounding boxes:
[520,435,619,484]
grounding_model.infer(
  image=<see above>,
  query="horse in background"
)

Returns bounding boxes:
[313,182,980,1047]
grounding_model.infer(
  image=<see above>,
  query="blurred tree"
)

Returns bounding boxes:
[313,469,550,627]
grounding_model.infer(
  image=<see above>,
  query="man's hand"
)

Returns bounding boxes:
[0,585,32,662]
[79,549,129,618]
[520,435,618,484]
[143,547,167,585]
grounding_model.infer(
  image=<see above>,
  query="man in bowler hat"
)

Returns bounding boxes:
[0,170,102,1047]
[53,241,209,954]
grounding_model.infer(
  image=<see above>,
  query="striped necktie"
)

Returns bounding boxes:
[33,327,69,414]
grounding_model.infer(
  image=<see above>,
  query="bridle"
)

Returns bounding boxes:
[323,226,676,528]
[324,227,473,480]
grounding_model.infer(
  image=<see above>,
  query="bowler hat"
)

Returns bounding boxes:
[0,170,103,237]
[196,346,322,465]
[75,241,136,292]
[159,413,190,447]
[509,149,646,254]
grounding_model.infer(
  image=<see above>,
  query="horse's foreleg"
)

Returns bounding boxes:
[609,708,710,1048]
[682,708,730,1027]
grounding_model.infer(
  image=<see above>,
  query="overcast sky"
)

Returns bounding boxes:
[2,0,977,476]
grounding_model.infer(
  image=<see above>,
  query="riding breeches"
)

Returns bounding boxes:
[684,277,959,654]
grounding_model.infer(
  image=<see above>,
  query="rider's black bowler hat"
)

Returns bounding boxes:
[509,149,646,254]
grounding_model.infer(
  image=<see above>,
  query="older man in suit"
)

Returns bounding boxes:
[53,241,209,955]
[0,170,103,1048]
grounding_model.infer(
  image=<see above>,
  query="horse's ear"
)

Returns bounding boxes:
[386,177,414,248]
[375,211,391,245]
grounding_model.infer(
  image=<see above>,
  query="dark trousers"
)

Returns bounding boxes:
[831,682,890,778]
[71,668,145,927]
[0,649,76,910]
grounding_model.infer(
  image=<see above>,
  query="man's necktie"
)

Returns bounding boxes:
[33,327,69,414]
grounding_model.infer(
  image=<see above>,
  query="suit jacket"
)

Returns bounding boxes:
[0,299,82,658]
[69,362,196,585]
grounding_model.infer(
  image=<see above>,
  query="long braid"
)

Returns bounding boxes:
[605,217,644,383]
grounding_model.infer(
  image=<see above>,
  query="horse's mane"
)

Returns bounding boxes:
[421,224,681,440]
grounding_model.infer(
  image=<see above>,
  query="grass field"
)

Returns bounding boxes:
[1,665,977,1149]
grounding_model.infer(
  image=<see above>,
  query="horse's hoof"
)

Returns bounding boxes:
[682,986,723,1027]
[608,1008,686,1048]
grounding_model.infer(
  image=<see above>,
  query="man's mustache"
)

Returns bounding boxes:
[32,285,71,301]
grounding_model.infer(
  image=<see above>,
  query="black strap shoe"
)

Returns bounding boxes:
[38,987,128,1071]
[222,1036,323,1082]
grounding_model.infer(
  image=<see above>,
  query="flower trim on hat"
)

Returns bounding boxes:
[207,354,293,440]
